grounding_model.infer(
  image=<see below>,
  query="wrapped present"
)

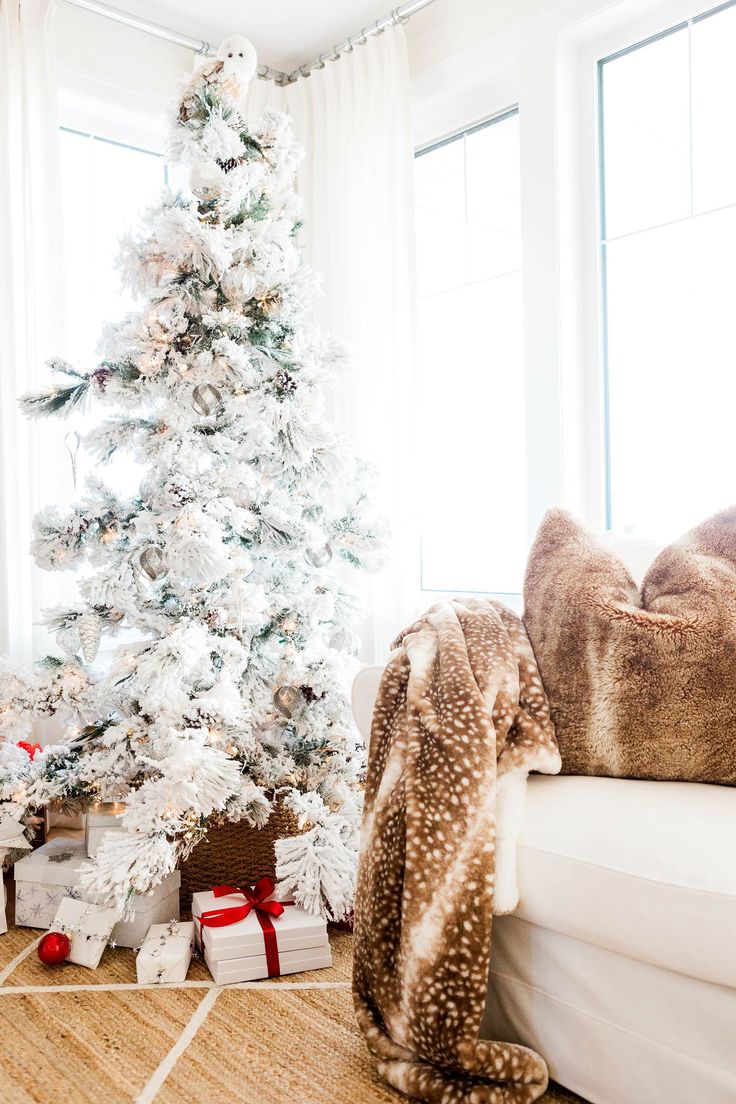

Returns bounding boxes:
[0,810,32,857]
[110,875,181,948]
[0,810,31,934]
[14,838,87,928]
[45,807,85,839]
[136,920,195,984]
[13,838,180,945]
[85,801,125,859]
[192,877,331,984]
[50,897,118,968]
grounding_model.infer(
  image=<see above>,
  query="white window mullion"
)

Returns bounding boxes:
[517,32,565,537]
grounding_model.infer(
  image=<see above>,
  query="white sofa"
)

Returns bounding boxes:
[351,539,736,1104]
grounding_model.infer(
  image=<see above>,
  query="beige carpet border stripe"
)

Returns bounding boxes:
[0,935,41,985]
[135,987,222,1104]
[0,980,214,995]
[0,978,351,996]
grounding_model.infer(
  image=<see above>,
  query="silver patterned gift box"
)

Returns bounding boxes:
[52,897,118,969]
[13,838,181,946]
[136,920,195,984]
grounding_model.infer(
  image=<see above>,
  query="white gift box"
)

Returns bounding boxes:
[85,802,125,859]
[0,810,30,936]
[205,944,333,985]
[0,811,32,854]
[136,920,195,984]
[111,877,181,949]
[51,897,118,969]
[191,888,331,983]
[13,838,180,946]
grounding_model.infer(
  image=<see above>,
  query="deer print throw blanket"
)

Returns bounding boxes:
[353,598,561,1103]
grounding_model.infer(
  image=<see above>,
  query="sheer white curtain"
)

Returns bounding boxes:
[249,27,418,660]
[0,0,65,660]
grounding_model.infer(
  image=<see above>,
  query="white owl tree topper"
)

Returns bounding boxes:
[0,37,385,921]
[217,35,258,84]
[182,34,258,119]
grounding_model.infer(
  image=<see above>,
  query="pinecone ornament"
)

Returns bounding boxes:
[77,613,102,664]
[275,368,298,394]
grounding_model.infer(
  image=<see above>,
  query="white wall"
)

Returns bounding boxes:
[54,1,191,115]
[407,0,558,75]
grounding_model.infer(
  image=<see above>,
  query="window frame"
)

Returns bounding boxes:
[592,0,736,532]
[572,0,733,534]
[409,0,732,607]
[414,105,526,604]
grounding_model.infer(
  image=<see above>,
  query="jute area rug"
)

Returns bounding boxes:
[0,925,588,1104]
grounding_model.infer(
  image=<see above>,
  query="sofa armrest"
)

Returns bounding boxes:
[351,665,384,744]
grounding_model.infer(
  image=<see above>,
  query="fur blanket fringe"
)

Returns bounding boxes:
[353,599,561,1103]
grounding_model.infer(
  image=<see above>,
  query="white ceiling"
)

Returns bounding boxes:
[113,0,399,71]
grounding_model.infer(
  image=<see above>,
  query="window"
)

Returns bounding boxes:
[599,1,736,539]
[414,109,525,595]
[58,125,167,500]
[60,127,167,366]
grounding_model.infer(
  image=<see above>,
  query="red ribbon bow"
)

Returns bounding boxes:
[17,741,42,760]
[198,877,291,978]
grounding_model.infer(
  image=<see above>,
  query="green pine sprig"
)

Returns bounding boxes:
[21,358,92,417]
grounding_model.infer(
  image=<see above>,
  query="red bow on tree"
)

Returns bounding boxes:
[17,741,42,760]
[198,876,291,977]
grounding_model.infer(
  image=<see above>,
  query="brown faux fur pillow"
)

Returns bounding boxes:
[523,506,736,784]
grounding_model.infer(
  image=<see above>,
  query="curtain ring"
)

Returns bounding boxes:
[357,26,369,45]
[314,54,326,69]
[299,63,312,78]
[344,36,354,53]
[331,45,342,61]
[374,18,386,34]
[393,8,410,25]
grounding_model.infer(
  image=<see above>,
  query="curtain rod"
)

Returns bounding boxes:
[61,0,439,85]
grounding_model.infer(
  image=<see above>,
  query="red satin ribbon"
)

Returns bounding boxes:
[198,877,292,978]
[17,741,42,760]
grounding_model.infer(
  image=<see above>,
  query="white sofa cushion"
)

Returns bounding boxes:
[515,775,736,987]
[484,917,736,1104]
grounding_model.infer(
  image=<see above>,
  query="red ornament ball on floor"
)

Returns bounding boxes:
[37,931,71,965]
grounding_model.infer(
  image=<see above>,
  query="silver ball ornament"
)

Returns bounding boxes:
[273,685,306,719]
[191,384,223,417]
[190,161,222,199]
[136,546,168,582]
[305,543,333,569]
[330,629,360,657]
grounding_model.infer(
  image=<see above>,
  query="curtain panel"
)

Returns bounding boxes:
[0,0,65,660]
[248,27,418,660]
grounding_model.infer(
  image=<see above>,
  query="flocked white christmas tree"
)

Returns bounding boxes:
[0,36,384,920]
